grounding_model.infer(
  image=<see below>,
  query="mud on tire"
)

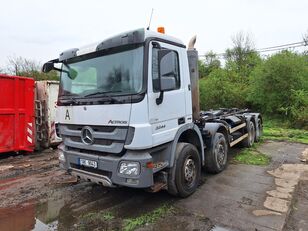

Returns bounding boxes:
[167,143,201,198]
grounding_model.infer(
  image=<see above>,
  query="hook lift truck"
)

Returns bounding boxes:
[43,27,262,197]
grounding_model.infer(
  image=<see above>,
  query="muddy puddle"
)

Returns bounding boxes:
[0,182,174,231]
[0,150,175,231]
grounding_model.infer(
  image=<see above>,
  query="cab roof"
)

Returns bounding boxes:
[59,28,185,62]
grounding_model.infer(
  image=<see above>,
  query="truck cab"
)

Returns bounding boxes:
[43,28,262,197]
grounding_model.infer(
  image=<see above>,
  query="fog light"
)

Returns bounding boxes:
[119,161,140,176]
[126,178,139,185]
[57,144,65,162]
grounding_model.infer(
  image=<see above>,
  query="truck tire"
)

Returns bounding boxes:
[167,143,201,197]
[204,133,228,174]
[242,121,255,147]
[255,118,263,142]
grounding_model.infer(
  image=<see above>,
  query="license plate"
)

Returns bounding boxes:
[79,159,98,168]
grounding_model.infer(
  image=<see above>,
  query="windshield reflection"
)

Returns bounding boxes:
[59,46,144,99]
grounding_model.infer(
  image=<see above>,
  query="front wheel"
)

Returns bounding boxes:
[167,143,201,197]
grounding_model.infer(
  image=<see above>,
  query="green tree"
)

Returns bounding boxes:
[198,51,221,78]
[249,51,308,126]
[199,69,249,110]
[198,60,207,78]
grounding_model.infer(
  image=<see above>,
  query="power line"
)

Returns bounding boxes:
[256,41,304,51]
[199,41,307,58]
[256,44,305,53]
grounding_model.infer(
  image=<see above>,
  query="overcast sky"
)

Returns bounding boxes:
[0,0,307,68]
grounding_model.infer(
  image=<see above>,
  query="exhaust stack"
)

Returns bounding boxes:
[188,35,197,50]
[187,35,200,121]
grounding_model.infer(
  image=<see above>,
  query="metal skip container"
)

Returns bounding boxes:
[0,74,35,153]
[35,80,62,149]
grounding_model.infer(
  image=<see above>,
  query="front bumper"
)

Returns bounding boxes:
[61,149,154,188]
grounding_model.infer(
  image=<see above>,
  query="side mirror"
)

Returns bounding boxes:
[68,68,78,80]
[42,62,54,73]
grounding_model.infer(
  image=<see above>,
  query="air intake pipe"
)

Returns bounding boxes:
[187,35,200,121]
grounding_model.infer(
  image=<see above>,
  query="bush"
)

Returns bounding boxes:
[248,51,308,127]
[199,69,249,110]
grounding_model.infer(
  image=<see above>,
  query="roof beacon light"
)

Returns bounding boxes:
[157,27,165,34]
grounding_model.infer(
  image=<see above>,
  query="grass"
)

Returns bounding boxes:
[78,211,115,231]
[234,146,271,166]
[123,204,173,231]
[262,119,308,144]
[234,118,307,165]
[77,205,173,231]
[81,211,115,222]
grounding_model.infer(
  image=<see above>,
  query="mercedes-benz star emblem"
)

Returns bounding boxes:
[81,126,94,145]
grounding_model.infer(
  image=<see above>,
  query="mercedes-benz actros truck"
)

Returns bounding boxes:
[43,28,262,197]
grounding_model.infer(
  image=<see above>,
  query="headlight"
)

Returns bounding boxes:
[119,162,140,176]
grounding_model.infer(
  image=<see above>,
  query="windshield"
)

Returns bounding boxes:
[59,46,144,98]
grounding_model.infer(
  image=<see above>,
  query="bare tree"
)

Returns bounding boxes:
[7,56,40,76]
[231,31,255,51]
[302,30,308,56]
[5,56,58,80]
[225,31,260,77]
[303,30,308,45]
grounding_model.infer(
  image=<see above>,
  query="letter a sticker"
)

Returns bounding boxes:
[65,109,70,120]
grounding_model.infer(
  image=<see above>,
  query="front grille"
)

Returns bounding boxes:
[60,124,128,154]
[66,124,116,133]
[68,136,113,146]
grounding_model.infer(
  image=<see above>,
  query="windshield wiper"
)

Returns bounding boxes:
[59,93,80,105]
[83,91,122,103]
[64,97,79,105]
[83,90,121,97]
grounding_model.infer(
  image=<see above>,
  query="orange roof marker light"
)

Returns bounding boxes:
[157,27,165,34]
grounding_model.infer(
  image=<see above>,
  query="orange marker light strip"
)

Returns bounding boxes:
[157,27,165,34]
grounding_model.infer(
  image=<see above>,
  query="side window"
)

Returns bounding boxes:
[152,47,180,92]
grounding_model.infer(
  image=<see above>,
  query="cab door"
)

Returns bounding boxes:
[148,41,187,146]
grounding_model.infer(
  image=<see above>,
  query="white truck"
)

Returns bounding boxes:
[43,28,262,197]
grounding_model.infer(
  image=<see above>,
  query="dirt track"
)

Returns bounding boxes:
[0,141,307,231]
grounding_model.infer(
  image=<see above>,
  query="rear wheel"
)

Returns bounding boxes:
[255,118,263,142]
[204,133,228,174]
[242,121,255,147]
[167,143,201,197]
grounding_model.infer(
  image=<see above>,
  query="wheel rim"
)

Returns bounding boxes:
[215,142,226,166]
[249,122,255,146]
[184,156,196,187]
